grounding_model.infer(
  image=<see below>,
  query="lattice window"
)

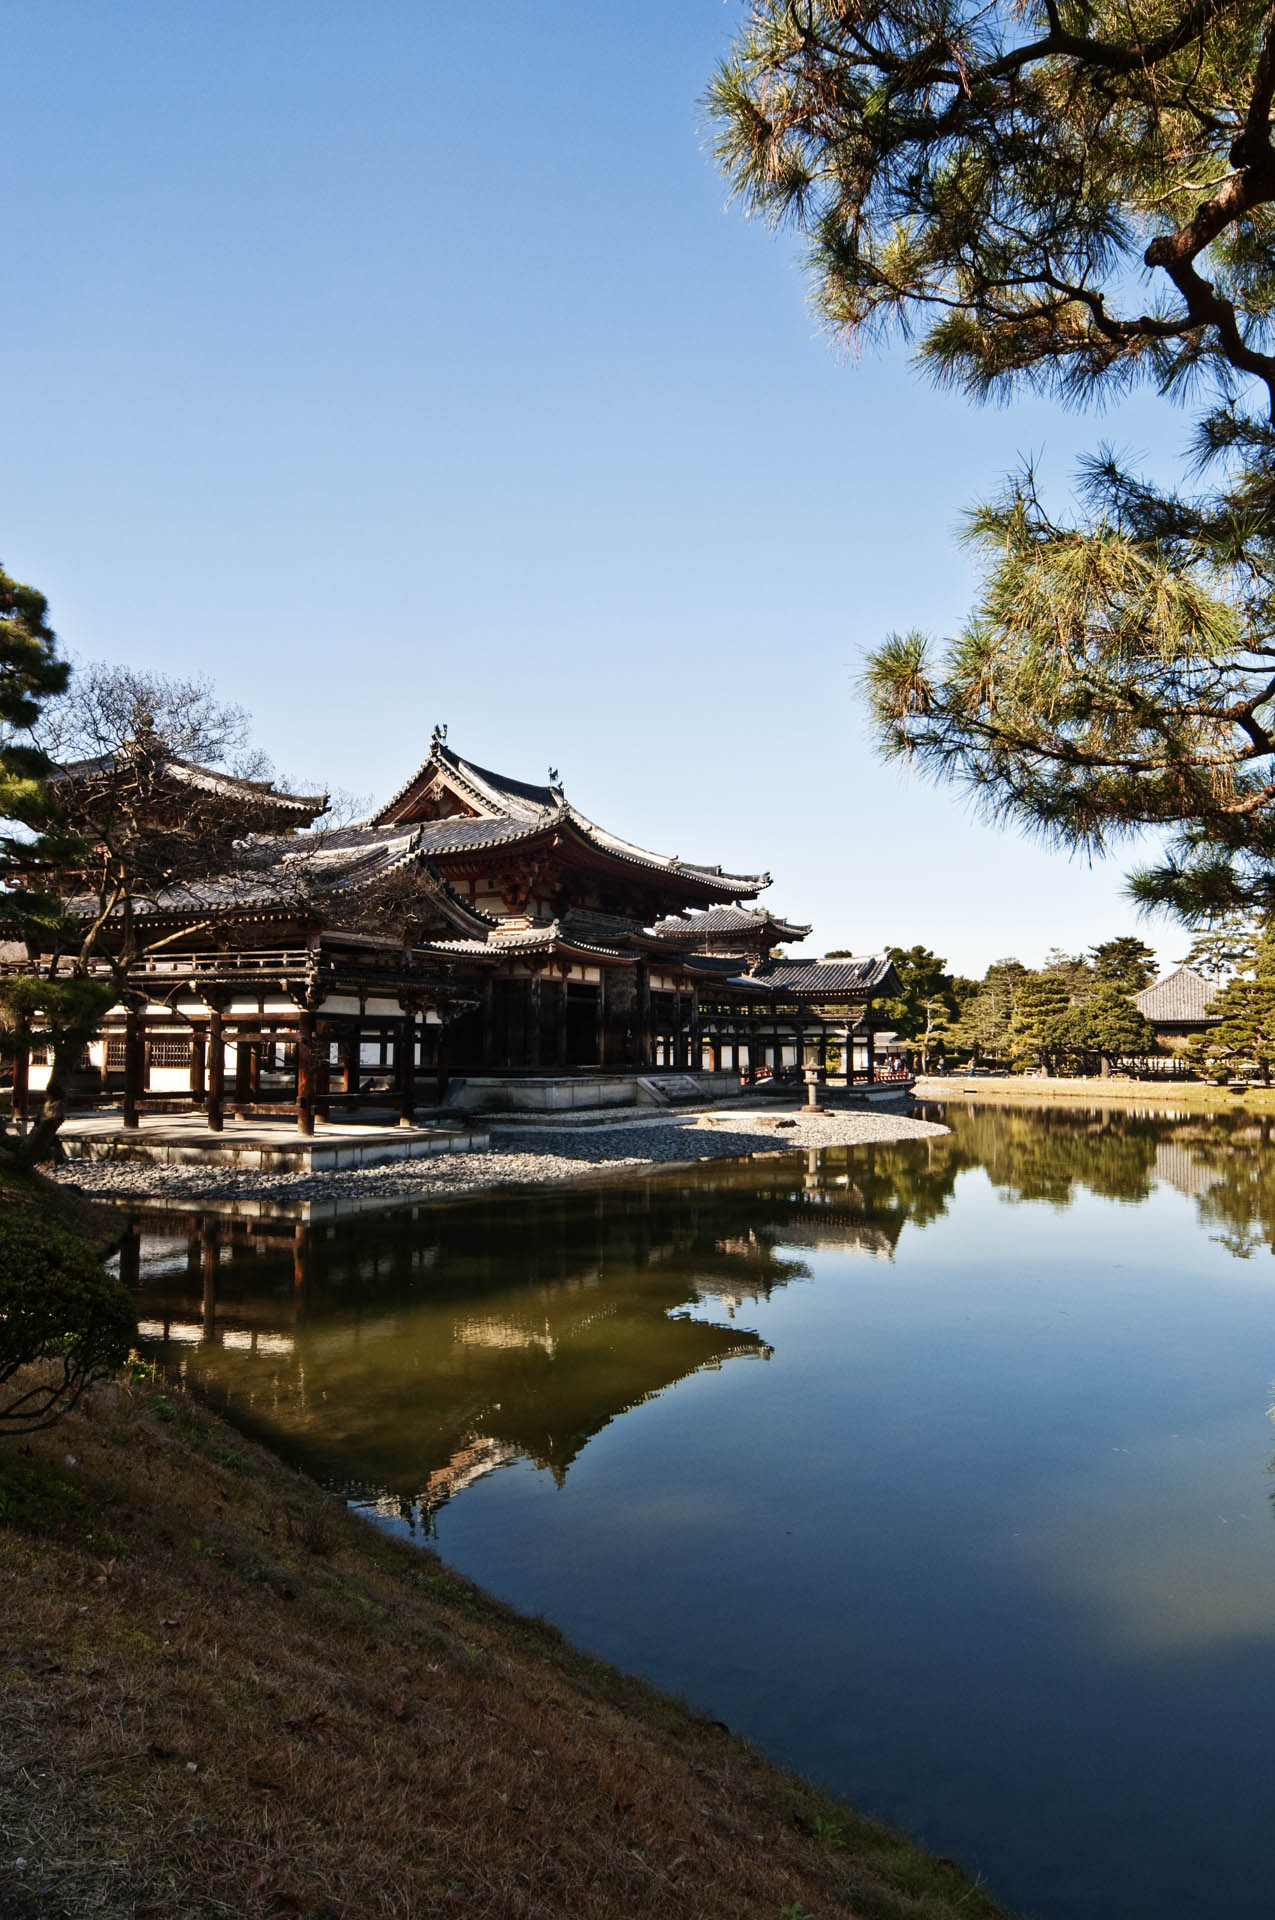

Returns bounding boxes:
[149,1036,192,1068]
[105,1036,126,1070]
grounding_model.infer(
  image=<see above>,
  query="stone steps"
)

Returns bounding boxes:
[635,1074,711,1106]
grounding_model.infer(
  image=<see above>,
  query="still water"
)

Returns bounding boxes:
[128,1104,1275,1920]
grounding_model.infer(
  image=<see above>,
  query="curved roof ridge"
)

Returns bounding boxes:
[562,804,768,893]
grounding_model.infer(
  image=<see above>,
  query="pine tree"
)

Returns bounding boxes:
[1089,938,1158,992]
[0,563,73,936]
[0,565,113,1167]
[1196,921,1275,1082]
[945,959,1027,1066]
[1009,974,1073,1072]
[709,4,1275,919]
[1059,985,1157,1076]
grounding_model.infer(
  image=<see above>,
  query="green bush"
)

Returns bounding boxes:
[0,1206,135,1434]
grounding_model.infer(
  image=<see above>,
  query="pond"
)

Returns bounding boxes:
[126,1102,1275,1920]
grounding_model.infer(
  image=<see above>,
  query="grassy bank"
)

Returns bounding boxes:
[0,1154,118,1246]
[0,1371,1017,1920]
[914,1072,1275,1114]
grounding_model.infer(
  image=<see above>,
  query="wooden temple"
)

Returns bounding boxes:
[15,727,901,1128]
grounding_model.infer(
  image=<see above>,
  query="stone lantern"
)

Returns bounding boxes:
[801,1035,825,1112]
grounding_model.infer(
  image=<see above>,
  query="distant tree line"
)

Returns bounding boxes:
[848,938,1161,1076]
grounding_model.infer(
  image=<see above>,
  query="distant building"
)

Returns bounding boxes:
[1134,966,1220,1043]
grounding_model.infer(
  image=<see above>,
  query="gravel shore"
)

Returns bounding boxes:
[52,1107,947,1208]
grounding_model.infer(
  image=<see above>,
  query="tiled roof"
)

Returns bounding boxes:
[744,955,898,996]
[368,735,769,896]
[50,747,328,819]
[443,751,559,816]
[427,921,630,961]
[372,739,558,825]
[59,824,495,939]
[1134,966,1220,1025]
[651,906,812,942]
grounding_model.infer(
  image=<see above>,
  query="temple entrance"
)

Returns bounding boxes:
[491,979,533,1068]
[565,983,600,1066]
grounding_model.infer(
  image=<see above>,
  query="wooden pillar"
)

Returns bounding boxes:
[297,1009,316,1136]
[594,975,606,1068]
[866,1000,876,1085]
[529,972,543,1069]
[122,1006,144,1130]
[190,1029,206,1102]
[398,1010,416,1127]
[247,1040,261,1100]
[555,977,568,1069]
[10,1031,29,1125]
[206,1007,225,1132]
[234,1040,252,1117]
[482,977,497,1069]
[690,985,701,1073]
[436,1024,450,1105]
[341,1030,359,1109]
[636,962,651,1069]
[315,1026,331,1122]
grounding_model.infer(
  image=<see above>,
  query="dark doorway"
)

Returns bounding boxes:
[565,983,599,1066]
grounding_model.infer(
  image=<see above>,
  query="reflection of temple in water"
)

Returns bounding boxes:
[118,1107,1275,1532]
[123,1153,913,1523]
[1153,1138,1226,1204]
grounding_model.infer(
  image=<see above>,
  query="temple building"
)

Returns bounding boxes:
[16,727,902,1128]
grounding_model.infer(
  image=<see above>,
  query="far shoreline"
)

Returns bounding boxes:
[914,1073,1275,1112]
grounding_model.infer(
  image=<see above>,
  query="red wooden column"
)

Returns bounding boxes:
[122,1006,144,1130]
[296,1009,316,1136]
[435,1023,450,1105]
[206,1008,225,1132]
[398,1010,417,1127]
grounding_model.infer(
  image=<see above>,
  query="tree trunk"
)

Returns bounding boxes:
[9,1036,77,1169]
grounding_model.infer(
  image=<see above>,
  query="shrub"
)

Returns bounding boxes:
[0,1207,135,1434]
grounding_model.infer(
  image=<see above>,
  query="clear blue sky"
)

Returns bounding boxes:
[2,0,1197,978]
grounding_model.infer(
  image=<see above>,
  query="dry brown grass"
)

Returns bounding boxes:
[0,1374,1017,1920]
[915,1072,1275,1112]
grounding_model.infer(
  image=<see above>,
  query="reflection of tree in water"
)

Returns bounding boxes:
[936,1103,1164,1206]
[127,1103,1275,1522]
[925,1102,1275,1265]
[1170,1116,1275,1259]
